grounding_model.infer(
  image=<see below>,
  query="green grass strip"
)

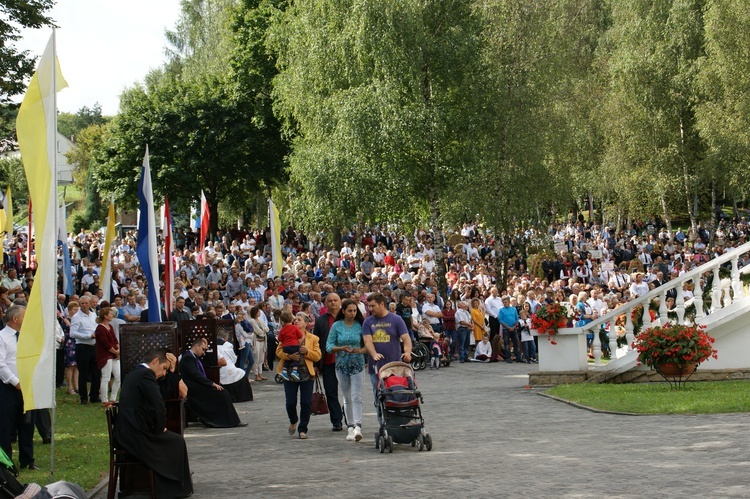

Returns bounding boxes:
[547,380,750,414]
[16,387,109,490]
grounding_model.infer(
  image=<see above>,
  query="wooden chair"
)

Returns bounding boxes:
[105,404,154,499]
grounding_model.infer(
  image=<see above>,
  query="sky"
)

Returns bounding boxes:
[15,0,183,116]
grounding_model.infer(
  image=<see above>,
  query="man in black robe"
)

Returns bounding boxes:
[179,338,244,428]
[114,348,193,499]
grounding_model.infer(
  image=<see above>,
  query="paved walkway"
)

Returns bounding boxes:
[99,362,750,498]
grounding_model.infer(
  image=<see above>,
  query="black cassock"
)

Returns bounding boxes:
[179,350,241,428]
[114,366,193,499]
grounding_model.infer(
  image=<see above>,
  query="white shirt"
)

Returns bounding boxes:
[1,277,22,299]
[587,297,605,315]
[455,308,472,327]
[629,281,649,298]
[474,340,492,359]
[484,296,502,319]
[69,309,98,345]
[0,325,20,386]
[217,341,245,385]
[422,302,442,325]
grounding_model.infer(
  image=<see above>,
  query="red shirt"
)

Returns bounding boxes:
[95,323,119,370]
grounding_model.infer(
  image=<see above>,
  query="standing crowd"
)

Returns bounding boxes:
[1,212,749,481]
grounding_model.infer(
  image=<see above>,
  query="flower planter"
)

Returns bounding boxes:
[656,362,697,378]
[533,328,588,372]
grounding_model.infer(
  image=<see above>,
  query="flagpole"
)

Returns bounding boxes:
[49,27,58,478]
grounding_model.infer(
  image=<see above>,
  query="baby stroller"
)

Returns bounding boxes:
[374,361,432,453]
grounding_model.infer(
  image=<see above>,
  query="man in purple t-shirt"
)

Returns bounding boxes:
[362,292,412,420]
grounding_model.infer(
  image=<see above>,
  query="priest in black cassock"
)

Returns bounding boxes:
[115,348,193,499]
[179,337,244,428]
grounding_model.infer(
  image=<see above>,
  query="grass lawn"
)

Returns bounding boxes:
[546,380,750,414]
[15,387,109,492]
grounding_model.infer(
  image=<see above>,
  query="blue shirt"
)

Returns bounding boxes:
[362,312,408,374]
[326,320,365,375]
[498,305,519,329]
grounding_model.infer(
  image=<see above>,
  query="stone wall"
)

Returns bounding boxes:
[528,368,750,386]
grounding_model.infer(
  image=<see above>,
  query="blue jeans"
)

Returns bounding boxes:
[239,342,254,378]
[522,340,537,361]
[457,327,470,361]
[445,329,457,357]
[369,372,382,424]
[503,327,522,361]
[284,379,313,434]
[336,369,363,427]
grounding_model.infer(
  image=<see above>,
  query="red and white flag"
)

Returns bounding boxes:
[199,190,209,264]
[163,196,175,318]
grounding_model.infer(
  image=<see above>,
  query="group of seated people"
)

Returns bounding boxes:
[115,335,249,499]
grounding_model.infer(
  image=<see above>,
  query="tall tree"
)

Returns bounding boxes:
[57,103,108,140]
[94,0,286,236]
[464,0,604,286]
[272,0,484,296]
[0,0,56,102]
[597,0,706,230]
[695,0,750,209]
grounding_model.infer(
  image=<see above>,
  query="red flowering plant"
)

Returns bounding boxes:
[633,322,718,369]
[531,303,573,345]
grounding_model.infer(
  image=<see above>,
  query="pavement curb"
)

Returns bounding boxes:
[537,391,652,416]
[86,475,109,499]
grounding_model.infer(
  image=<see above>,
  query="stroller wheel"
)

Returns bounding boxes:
[411,352,422,371]
[387,436,393,453]
[425,433,433,451]
[274,374,284,384]
[378,436,385,454]
[411,440,416,447]
[417,434,424,451]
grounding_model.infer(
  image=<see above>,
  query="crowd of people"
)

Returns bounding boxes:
[1,212,749,485]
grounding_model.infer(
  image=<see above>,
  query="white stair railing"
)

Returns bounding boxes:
[581,241,750,367]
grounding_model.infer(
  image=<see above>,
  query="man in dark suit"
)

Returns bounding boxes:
[115,348,193,499]
[312,293,343,431]
[221,303,237,322]
[178,338,244,428]
[140,307,168,323]
[0,305,37,470]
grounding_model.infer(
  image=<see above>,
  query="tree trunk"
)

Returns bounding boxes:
[710,178,717,246]
[660,195,672,235]
[428,187,448,301]
[493,236,507,293]
[679,116,697,231]
[733,198,739,219]
[331,227,341,250]
[256,192,267,229]
[354,215,364,270]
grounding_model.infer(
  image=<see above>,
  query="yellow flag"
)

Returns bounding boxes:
[15,33,67,411]
[0,186,10,267]
[4,186,12,234]
[0,205,5,267]
[269,198,283,278]
[100,201,116,301]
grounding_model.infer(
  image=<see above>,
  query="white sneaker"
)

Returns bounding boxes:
[346,427,355,441]
[353,426,362,442]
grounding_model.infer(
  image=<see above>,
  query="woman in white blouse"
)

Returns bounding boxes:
[248,306,270,381]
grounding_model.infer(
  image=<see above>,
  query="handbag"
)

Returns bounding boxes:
[310,376,328,416]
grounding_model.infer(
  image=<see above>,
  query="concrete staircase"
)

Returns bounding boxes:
[538,241,750,384]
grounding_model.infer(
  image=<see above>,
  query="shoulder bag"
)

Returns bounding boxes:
[310,376,328,416]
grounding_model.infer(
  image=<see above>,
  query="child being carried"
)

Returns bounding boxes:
[277,311,304,381]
